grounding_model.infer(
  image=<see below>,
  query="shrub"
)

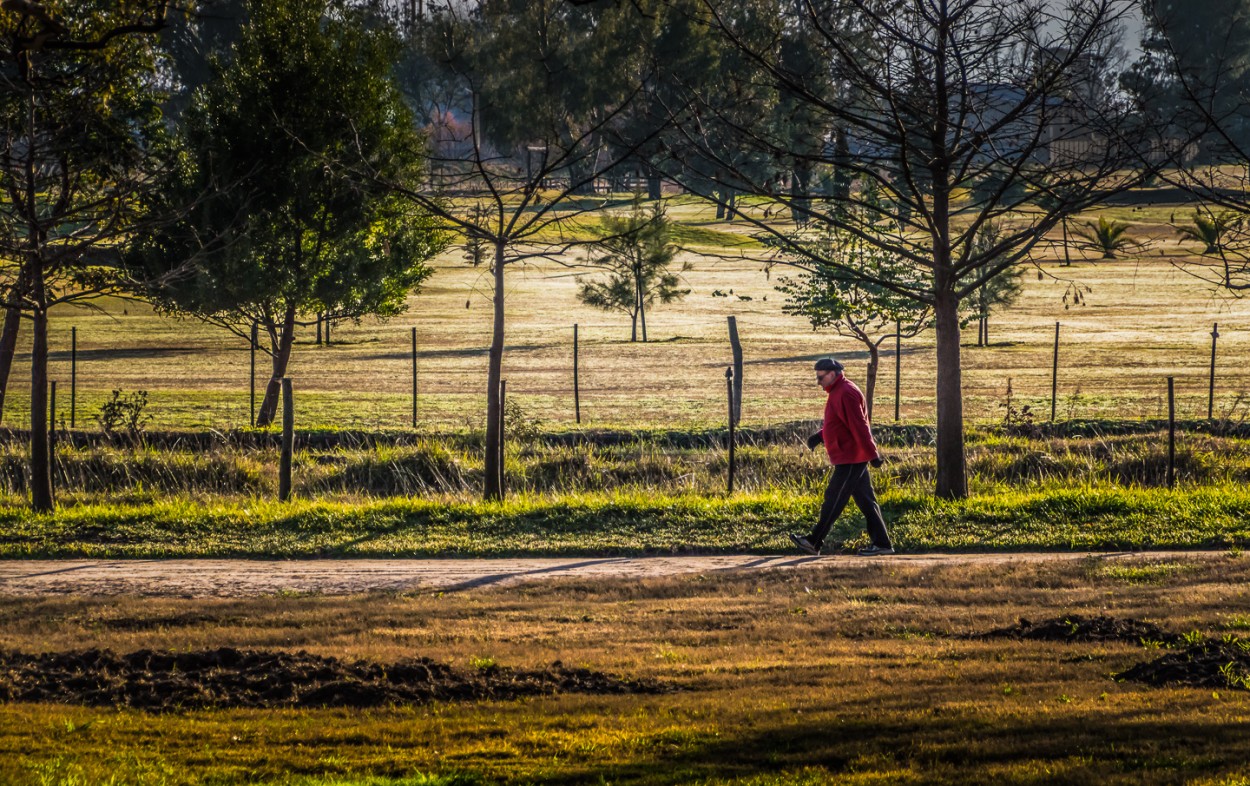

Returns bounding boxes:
[96,390,151,438]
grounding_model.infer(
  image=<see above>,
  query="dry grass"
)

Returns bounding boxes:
[4,197,1249,433]
[2,555,1250,784]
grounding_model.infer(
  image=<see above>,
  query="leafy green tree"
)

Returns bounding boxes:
[1125,0,1250,161]
[158,0,246,117]
[967,222,1024,347]
[578,202,689,342]
[130,0,445,427]
[0,0,169,511]
[1127,2,1250,289]
[775,191,931,421]
[653,0,784,221]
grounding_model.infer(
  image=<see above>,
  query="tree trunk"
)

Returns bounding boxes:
[864,343,879,424]
[638,277,648,343]
[0,303,22,423]
[630,311,638,342]
[568,157,596,196]
[255,304,298,427]
[831,127,852,201]
[29,265,52,512]
[483,239,505,500]
[934,286,967,499]
[790,160,811,225]
[647,167,662,201]
[715,199,725,220]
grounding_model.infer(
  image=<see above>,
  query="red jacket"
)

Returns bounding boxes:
[821,374,879,465]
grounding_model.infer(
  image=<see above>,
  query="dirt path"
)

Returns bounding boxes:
[0,551,1224,597]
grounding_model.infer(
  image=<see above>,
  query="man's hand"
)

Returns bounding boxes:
[806,431,823,450]
[870,456,884,468]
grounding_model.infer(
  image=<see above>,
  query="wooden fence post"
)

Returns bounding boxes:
[727,316,743,424]
[411,326,418,428]
[894,321,901,423]
[48,379,56,459]
[70,326,76,429]
[1167,376,1176,490]
[573,324,581,424]
[726,367,735,493]
[1051,321,1060,422]
[250,321,258,428]
[47,378,55,505]
[280,378,294,502]
[1209,322,1219,420]
[498,379,506,498]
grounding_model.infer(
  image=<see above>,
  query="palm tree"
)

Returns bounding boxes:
[1175,208,1241,255]
[1074,216,1135,259]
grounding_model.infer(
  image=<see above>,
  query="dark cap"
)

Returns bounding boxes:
[814,357,844,373]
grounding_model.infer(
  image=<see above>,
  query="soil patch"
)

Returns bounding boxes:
[1115,641,1250,691]
[982,614,1180,645]
[0,648,667,711]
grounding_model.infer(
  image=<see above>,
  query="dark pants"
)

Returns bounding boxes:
[809,462,891,549]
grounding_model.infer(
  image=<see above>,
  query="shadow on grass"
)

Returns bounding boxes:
[440,558,634,591]
[354,343,550,362]
[747,346,927,366]
[40,347,208,362]
[529,707,1250,784]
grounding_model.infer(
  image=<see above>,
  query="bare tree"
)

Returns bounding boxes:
[661,0,1141,498]
[371,0,666,500]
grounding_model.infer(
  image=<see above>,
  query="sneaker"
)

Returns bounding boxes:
[789,533,820,555]
[857,544,895,556]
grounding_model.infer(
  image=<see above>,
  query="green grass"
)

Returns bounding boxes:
[2,485,1247,558]
[1097,560,1199,585]
[0,422,1247,558]
[668,222,762,249]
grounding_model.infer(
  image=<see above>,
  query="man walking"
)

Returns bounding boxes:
[790,358,895,556]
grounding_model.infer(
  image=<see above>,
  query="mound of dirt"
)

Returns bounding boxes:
[982,615,1179,645]
[0,648,667,711]
[1115,641,1250,691]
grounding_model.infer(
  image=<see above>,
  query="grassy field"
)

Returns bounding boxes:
[4,196,1250,433]
[5,193,1250,785]
[3,555,1250,784]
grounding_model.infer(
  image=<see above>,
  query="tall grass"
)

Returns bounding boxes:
[2,426,1247,501]
[0,424,1246,557]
